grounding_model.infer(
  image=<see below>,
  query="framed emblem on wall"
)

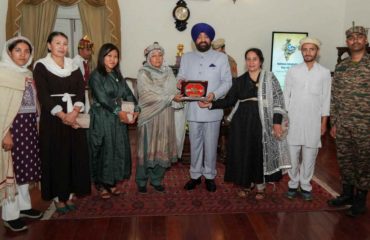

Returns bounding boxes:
[270,32,308,88]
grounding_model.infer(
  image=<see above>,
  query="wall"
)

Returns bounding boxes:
[343,0,370,41]
[1,0,368,77]
[0,0,7,50]
[120,0,346,77]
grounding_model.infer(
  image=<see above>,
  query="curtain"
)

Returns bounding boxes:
[78,1,108,66]
[20,1,58,61]
[6,0,121,61]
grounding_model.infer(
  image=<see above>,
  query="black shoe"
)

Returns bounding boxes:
[151,184,165,193]
[3,218,28,232]
[138,186,147,194]
[205,179,217,192]
[300,190,313,201]
[346,189,368,217]
[327,184,354,207]
[184,178,202,190]
[285,188,298,199]
[20,209,43,219]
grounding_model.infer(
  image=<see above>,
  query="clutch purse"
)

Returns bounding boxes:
[121,101,135,122]
[76,113,90,128]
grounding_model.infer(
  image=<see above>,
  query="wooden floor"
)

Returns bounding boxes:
[1,132,369,240]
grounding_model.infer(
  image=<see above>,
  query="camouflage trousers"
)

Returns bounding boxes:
[336,123,370,190]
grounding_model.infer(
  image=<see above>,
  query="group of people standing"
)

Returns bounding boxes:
[0,21,368,232]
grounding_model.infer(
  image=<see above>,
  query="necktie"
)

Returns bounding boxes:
[83,61,90,84]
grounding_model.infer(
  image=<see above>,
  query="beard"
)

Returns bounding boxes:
[196,41,211,52]
[303,54,317,63]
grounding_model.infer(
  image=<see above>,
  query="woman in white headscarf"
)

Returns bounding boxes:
[136,42,182,193]
[0,36,42,232]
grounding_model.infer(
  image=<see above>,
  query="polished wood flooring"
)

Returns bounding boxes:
[1,131,369,240]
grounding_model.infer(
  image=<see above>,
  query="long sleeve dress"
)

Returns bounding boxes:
[87,70,138,187]
[212,71,289,188]
[34,63,91,201]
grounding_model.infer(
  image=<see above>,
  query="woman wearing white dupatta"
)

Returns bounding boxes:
[0,36,43,232]
[136,42,182,193]
[199,48,291,200]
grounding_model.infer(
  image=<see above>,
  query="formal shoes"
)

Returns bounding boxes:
[184,178,202,190]
[205,179,217,192]
[138,186,147,194]
[19,209,43,219]
[3,218,28,232]
[151,184,165,193]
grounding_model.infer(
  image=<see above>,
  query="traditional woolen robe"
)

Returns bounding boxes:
[136,63,178,169]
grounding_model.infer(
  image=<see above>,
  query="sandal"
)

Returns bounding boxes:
[99,189,111,199]
[255,190,265,200]
[109,187,122,196]
[238,188,252,198]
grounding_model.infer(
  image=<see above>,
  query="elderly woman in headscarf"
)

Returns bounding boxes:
[0,36,42,232]
[136,42,182,193]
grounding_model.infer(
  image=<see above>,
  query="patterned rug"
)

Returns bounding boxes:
[49,162,334,220]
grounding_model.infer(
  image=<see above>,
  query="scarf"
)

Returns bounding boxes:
[137,63,177,126]
[34,53,78,77]
[257,70,291,175]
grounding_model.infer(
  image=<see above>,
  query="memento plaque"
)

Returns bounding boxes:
[180,80,208,101]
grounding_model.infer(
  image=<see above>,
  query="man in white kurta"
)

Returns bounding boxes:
[177,23,232,192]
[284,37,331,200]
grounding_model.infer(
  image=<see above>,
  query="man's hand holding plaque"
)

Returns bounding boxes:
[179,80,208,101]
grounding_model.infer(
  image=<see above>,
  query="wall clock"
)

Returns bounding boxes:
[173,0,190,31]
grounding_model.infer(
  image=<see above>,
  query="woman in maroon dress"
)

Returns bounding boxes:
[34,32,91,214]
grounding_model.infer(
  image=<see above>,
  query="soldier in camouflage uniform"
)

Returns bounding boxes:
[327,26,370,217]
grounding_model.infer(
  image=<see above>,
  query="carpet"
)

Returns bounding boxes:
[48,162,335,220]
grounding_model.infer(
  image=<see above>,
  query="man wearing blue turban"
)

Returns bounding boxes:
[177,22,232,192]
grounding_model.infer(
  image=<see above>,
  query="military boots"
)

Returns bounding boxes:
[327,184,354,207]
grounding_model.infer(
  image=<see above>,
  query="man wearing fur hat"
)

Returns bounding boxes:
[177,23,232,192]
[327,26,370,217]
[284,37,332,201]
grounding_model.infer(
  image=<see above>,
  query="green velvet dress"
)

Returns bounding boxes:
[87,70,138,187]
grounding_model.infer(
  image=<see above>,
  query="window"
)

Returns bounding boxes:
[53,5,82,58]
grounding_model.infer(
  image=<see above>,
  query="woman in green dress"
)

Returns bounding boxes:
[88,43,139,199]
[136,42,182,193]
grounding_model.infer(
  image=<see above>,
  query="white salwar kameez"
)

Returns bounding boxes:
[284,62,331,191]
